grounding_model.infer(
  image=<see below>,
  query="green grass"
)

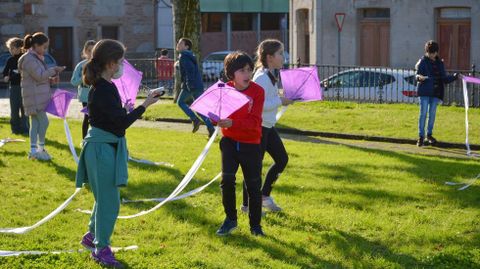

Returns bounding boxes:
[1,117,480,268]
[143,101,480,145]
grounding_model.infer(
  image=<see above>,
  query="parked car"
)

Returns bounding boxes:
[321,68,418,103]
[202,50,232,81]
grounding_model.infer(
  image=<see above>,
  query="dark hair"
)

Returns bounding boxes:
[161,49,168,56]
[83,39,125,86]
[425,40,439,54]
[82,40,96,59]
[255,39,283,69]
[6,37,24,50]
[224,51,254,80]
[23,32,49,50]
[179,38,192,50]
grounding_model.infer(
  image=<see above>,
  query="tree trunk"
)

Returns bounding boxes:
[172,0,202,103]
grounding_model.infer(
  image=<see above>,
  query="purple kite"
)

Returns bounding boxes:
[45,89,76,119]
[280,66,322,102]
[112,59,143,108]
[190,81,250,122]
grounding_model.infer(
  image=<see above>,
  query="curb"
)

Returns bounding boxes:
[148,117,477,150]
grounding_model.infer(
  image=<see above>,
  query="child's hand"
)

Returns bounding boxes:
[218,119,232,128]
[3,76,9,83]
[416,75,427,82]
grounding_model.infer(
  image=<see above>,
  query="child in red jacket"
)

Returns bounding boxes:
[216,51,265,236]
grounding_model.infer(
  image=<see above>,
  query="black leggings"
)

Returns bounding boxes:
[220,137,262,228]
[82,102,89,139]
[243,127,288,206]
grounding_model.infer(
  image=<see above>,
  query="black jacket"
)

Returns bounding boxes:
[88,78,145,137]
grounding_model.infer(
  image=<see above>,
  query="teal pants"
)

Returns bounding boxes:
[84,142,120,249]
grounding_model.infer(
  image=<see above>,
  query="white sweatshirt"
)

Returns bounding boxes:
[253,68,282,128]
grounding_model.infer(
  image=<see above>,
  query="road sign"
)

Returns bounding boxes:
[335,13,346,32]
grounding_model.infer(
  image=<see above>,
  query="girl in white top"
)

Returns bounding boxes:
[242,39,293,212]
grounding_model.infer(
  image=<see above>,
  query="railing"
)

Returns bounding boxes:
[126,57,479,107]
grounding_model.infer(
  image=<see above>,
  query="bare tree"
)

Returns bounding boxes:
[172,0,202,102]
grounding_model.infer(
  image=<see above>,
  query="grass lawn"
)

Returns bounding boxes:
[0,118,480,268]
[143,101,480,145]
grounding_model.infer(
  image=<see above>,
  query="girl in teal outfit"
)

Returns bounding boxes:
[75,39,160,268]
[71,40,96,138]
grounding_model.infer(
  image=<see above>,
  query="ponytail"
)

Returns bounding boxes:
[23,34,33,50]
[82,59,103,86]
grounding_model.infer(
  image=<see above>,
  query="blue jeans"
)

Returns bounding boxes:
[418,96,440,137]
[177,88,214,130]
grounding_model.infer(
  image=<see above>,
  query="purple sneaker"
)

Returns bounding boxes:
[80,232,95,251]
[92,246,124,268]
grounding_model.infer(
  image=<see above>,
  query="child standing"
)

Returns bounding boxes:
[71,40,96,139]
[18,32,65,160]
[76,39,159,268]
[2,37,28,134]
[216,51,265,236]
[242,39,293,213]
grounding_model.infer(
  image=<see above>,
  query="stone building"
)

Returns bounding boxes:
[290,0,480,70]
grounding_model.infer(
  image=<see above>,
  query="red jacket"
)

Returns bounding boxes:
[221,81,265,144]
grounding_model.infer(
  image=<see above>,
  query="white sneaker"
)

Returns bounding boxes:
[28,152,38,160]
[35,149,52,161]
[240,205,266,216]
[262,196,282,212]
[241,205,249,214]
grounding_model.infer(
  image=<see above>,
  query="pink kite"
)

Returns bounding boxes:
[463,75,480,85]
[45,89,76,119]
[280,66,323,102]
[112,59,143,107]
[190,81,250,121]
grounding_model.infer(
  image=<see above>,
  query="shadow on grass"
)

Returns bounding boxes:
[283,135,480,208]
[160,199,343,269]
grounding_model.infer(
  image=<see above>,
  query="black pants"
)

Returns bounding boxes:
[9,85,28,134]
[81,102,90,139]
[243,127,288,206]
[220,137,262,228]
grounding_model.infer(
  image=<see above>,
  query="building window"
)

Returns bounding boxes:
[202,13,223,32]
[439,7,471,19]
[232,13,253,31]
[102,26,119,40]
[362,8,390,19]
[261,13,282,30]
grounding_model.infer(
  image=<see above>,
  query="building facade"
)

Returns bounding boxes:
[290,0,480,70]
[1,0,163,70]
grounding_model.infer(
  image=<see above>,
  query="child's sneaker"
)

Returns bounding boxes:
[240,205,266,216]
[36,149,51,161]
[216,218,237,236]
[250,226,265,237]
[262,196,282,212]
[241,205,249,214]
[28,152,37,160]
[92,246,124,268]
[80,231,95,251]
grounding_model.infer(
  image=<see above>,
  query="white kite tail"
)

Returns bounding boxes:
[276,106,288,122]
[122,172,221,203]
[462,79,471,155]
[63,119,79,164]
[0,188,82,234]
[116,127,220,219]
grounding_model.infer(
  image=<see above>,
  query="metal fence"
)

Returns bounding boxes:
[127,57,479,107]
